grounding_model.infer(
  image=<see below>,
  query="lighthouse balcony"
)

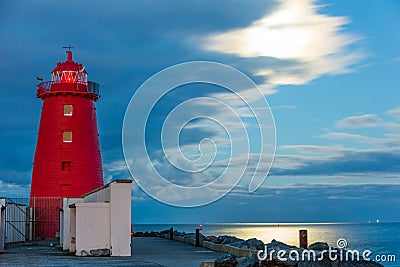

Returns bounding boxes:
[36,81,100,100]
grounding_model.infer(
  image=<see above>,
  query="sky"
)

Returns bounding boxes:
[0,0,399,223]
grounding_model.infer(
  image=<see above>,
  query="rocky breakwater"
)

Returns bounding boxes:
[211,236,384,267]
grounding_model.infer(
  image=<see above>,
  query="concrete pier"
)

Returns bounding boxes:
[133,237,226,267]
[0,237,225,266]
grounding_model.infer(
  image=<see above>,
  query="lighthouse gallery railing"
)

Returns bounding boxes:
[37,80,100,97]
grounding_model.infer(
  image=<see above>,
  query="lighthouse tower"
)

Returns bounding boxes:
[31,50,104,237]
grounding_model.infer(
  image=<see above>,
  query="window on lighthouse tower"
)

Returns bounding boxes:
[62,161,71,171]
[64,104,73,116]
[63,131,72,142]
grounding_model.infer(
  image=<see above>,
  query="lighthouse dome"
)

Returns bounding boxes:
[51,51,87,84]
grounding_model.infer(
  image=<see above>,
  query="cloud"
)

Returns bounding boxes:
[201,0,358,61]
[274,122,400,178]
[320,132,400,149]
[386,107,400,120]
[280,144,345,156]
[0,169,32,186]
[270,105,296,110]
[273,149,400,176]
[197,0,365,88]
[229,183,400,201]
[335,114,382,129]
[270,108,400,181]
[103,159,133,184]
[320,132,381,145]
[335,113,400,131]
[0,179,30,197]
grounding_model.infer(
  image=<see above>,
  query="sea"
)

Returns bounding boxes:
[134,222,400,267]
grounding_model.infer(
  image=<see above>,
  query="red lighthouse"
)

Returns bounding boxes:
[31,50,104,237]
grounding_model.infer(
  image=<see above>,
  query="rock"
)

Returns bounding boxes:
[174,230,183,236]
[298,257,333,267]
[357,260,384,266]
[183,232,205,241]
[229,238,264,250]
[184,233,196,239]
[245,238,264,250]
[259,240,309,267]
[215,254,238,267]
[259,258,297,267]
[229,240,247,248]
[237,256,259,267]
[308,242,329,251]
[217,235,244,244]
[227,238,264,251]
[89,248,110,256]
[268,239,298,251]
[79,250,89,256]
[205,235,219,243]
[339,260,384,267]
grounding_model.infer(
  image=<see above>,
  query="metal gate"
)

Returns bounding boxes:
[30,197,62,239]
[4,197,62,242]
[4,198,30,243]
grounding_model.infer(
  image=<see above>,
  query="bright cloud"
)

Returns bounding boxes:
[202,0,356,61]
[198,0,364,87]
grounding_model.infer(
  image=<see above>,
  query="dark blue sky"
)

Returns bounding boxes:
[0,0,399,223]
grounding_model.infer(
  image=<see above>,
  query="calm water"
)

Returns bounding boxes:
[134,222,400,266]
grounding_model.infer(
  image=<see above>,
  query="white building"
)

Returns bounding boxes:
[60,180,132,256]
